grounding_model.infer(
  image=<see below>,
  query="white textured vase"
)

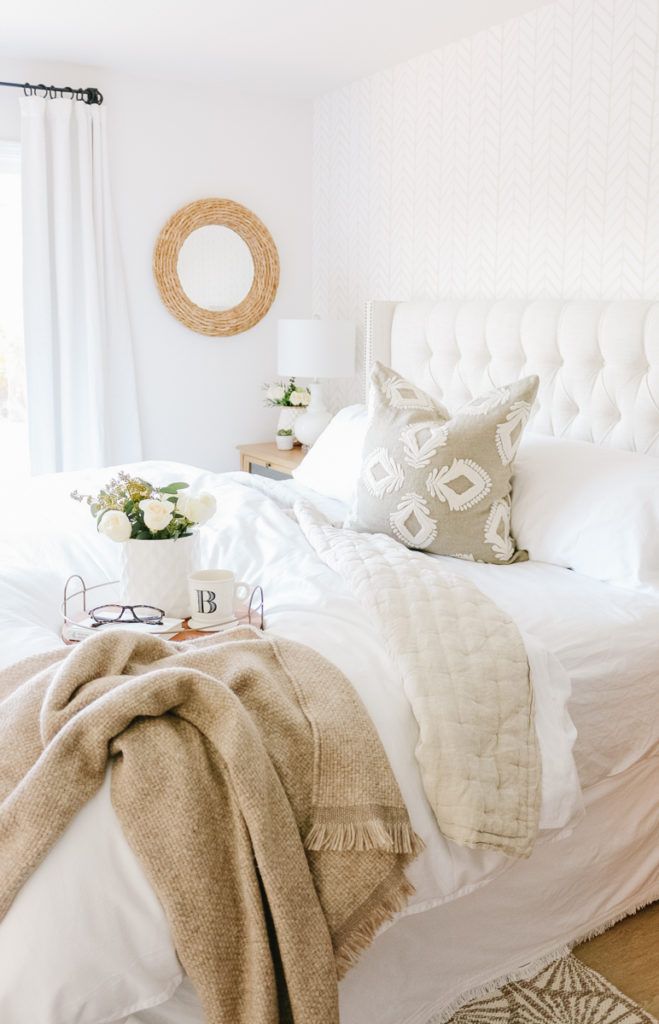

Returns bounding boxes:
[292,382,330,446]
[119,533,201,618]
[277,407,301,434]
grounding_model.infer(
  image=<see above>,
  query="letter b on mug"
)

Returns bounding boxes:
[197,590,217,615]
[188,570,250,629]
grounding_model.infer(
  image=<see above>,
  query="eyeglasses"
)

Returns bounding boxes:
[89,604,165,626]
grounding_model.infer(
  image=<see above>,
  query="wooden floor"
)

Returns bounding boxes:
[573,901,659,1017]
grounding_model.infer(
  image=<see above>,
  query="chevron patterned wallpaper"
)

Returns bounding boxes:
[313,0,659,403]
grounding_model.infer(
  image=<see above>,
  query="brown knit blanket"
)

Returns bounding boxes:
[0,626,422,1024]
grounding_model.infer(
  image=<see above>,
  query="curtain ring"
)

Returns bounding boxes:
[22,82,31,97]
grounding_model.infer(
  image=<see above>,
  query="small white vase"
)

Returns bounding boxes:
[119,533,201,618]
[277,407,301,435]
[276,434,294,450]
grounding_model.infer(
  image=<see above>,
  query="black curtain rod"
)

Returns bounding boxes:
[0,80,103,105]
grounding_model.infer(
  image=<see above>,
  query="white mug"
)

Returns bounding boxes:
[187,570,250,629]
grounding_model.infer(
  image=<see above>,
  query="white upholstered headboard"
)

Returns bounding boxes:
[364,299,659,456]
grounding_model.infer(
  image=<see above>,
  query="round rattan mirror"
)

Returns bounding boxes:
[153,198,279,336]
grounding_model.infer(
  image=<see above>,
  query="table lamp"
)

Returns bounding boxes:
[277,318,355,446]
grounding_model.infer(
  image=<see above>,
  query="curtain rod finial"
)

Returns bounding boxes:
[84,87,103,106]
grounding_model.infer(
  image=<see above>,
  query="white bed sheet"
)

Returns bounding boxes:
[0,463,656,1024]
[255,475,659,790]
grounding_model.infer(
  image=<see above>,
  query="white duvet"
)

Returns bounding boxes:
[0,461,587,1023]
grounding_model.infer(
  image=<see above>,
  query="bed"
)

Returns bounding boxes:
[0,298,658,1024]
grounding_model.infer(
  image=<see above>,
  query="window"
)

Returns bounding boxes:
[0,141,28,476]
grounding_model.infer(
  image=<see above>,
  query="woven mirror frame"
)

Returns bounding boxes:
[153,198,280,336]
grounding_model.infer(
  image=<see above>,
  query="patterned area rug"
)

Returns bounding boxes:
[448,955,658,1023]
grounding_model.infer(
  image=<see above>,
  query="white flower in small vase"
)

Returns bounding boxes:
[176,491,217,525]
[267,384,286,403]
[71,473,219,618]
[139,498,174,532]
[263,376,311,439]
[98,509,132,542]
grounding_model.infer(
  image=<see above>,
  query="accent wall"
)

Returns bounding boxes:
[312,0,659,398]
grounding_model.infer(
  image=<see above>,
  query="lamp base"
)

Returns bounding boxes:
[294,381,331,446]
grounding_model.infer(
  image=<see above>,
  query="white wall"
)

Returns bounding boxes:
[313,0,659,401]
[0,57,312,471]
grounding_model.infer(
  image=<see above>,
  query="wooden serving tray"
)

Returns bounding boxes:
[169,606,259,641]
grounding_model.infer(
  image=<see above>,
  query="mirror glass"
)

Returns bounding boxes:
[176,225,255,311]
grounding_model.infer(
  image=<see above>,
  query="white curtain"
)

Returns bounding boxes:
[20,96,142,474]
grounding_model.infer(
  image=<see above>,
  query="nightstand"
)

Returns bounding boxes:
[237,442,306,479]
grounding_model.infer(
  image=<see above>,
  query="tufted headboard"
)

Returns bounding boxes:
[364,299,659,456]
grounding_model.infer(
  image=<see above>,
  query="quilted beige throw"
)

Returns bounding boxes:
[0,627,421,1024]
[297,505,541,858]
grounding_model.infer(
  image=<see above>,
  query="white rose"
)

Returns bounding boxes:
[98,509,132,542]
[177,491,217,525]
[139,498,174,533]
[299,389,310,406]
[290,390,304,406]
[268,384,285,402]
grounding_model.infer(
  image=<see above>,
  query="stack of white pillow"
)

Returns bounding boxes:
[293,403,659,595]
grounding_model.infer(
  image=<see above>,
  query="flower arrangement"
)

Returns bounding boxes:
[71,471,217,543]
[263,377,310,408]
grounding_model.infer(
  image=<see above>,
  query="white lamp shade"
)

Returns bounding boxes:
[277,319,355,379]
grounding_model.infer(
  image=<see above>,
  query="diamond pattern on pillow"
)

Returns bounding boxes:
[400,421,449,468]
[426,458,492,511]
[389,492,438,547]
[363,447,406,497]
[346,363,538,563]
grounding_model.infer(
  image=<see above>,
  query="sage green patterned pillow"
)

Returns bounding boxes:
[346,363,539,564]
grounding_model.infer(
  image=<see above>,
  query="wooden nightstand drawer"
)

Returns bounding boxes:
[237,442,305,479]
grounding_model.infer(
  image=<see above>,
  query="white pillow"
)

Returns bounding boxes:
[512,433,659,592]
[292,404,368,504]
